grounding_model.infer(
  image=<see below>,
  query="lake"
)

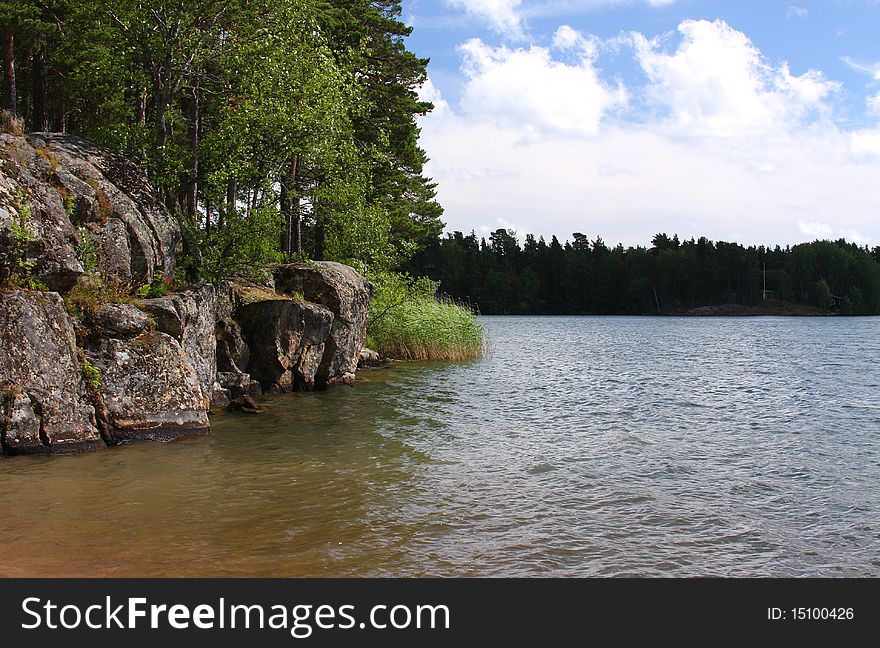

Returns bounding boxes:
[1,316,879,577]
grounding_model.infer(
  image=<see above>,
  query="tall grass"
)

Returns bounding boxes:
[367,272,485,362]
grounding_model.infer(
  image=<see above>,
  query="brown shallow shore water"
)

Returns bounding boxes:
[1,316,879,577]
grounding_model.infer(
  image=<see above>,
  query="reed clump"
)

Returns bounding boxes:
[367,272,485,362]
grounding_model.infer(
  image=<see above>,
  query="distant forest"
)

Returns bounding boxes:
[409,231,880,316]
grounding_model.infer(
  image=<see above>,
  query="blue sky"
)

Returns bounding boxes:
[401,1,880,247]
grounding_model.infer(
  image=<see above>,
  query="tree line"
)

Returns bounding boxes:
[1,0,443,281]
[409,231,880,316]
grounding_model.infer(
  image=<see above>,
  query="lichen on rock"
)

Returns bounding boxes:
[0,290,103,454]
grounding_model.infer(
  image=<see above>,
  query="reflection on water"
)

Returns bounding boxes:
[2,316,880,577]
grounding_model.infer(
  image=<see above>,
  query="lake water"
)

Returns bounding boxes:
[2,316,879,577]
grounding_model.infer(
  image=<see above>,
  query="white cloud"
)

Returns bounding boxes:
[632,20,838,138]
[646,0,677,6]
[420,80,879,248]
[552,24,595,54]
[798,221,869,245]
[841,57,880,80]
[457,37,627,138]
[417,77,451,117]
[850,128,880,159]
[416,20,878,248]
[444,0,525,38]
[787,6,809,19]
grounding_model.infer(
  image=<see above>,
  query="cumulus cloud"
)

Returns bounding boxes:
[798,221,869,245]
[632,20,839,138]
[416,20,879,247]
[458,36,627,138]
[850,128,880,159]
[552,24,595,54]
[445,0,525,38]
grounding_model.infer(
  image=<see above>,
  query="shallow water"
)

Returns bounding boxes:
[2,316,879,577]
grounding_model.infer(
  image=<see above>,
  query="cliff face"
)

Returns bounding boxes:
[0,133,372,456]
[0,133,179,292]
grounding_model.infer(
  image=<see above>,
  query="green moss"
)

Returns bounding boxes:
[81,360,102,390]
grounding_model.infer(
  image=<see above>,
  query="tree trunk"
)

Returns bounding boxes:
[184,84,200,220]
[223,177,237,229]
[136,87,147,126]
[155,95,168,148]
[2,25,15,115]
[280,176,289,255]
[293,193,302,258]
[52,108,65,133]
[280,155,299,257]
[312,180,324,260]
[31,46,47,131]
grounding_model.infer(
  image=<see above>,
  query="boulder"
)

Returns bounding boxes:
[274,262,372,387]
[358,347,383,368]
[235,287,334,393]
[84,330,210,442]
[0,290,103,454]
[0,132,179,292]
[213,371,262,408]
[97,302,152,338]
[142,284,217,405]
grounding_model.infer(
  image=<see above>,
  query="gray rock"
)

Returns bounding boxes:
[358,347,383,368]
[236,294,334,393]
[97,302,152,338]
[0,291,103,454]
[214,282,252,376]
[0,132,179,292]
[142,284,217,405]
[85,331,210,442]
[274,262,372,388]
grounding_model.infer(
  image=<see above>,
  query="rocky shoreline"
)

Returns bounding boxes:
[0,132,372,456]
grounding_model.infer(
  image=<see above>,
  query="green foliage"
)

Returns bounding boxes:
[367,272,485,361]
[75,226,98,273]
[410,233,880,316]
[63,192,76,219]
[4,191,48,291]
[5,0,443,283]
[815,278,833,309]
[136,278,169,299]
[81,360,102,390]
[196,206,285,283]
